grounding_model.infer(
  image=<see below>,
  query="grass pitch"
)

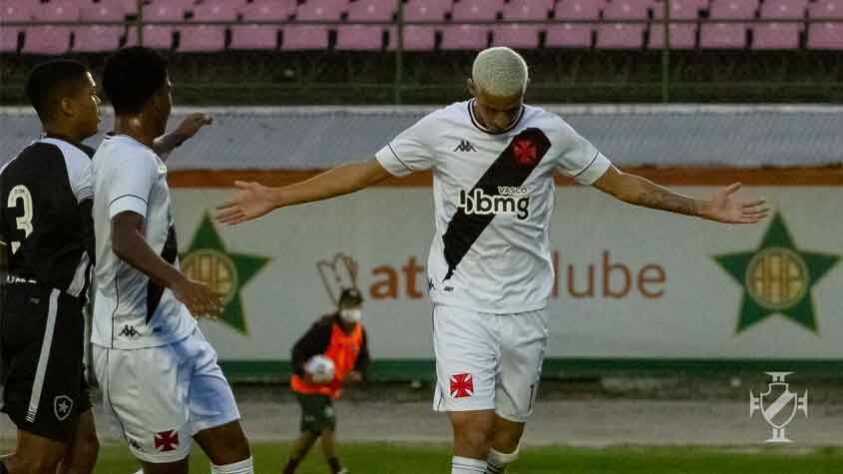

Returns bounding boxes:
[92,442,843,473]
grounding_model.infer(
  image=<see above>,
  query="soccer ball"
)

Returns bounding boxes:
[305,355,335,384]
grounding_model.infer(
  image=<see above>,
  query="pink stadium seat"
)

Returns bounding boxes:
[388,0,450,51]
[441,0,501,50]
[597,0,651,49]
[753,0,806,50]
[1,2,31,53]
[283,1,344,50]
[493,0,551,49]
[231,1,295,50]
[700,0,758,49]
[74,3,125,53]
[649,0,698,49]
[147,0,199,8]
[178,1,238,52]
[336,0,396,51]
[546,0,603,48]
[24,3,79,55]
[808,0,843,49]
[126,4,185,49]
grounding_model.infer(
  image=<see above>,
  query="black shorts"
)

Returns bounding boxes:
[296,393,336,434]
[1,281,92,442]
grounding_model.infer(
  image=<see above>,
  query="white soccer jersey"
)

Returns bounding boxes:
[375,100,611,313]
[91,135,196,349]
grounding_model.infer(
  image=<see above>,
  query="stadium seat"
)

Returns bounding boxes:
[649,0,699,49]
[597,0,651,49]
[178,1,238,52]
[24,2,79,55]
[546,0,603,48]
[74,3,126,53]
[126,4,185,50]
[388,0,450,51]
[442,0,502,50]
[808,0,843,49]
[283,1,345,50]
[0,2,32,53]
[336,0,396,51]
[493,0,553,49]
[231,1,296,50]
[700,0,758,49]
[753,0,806,50]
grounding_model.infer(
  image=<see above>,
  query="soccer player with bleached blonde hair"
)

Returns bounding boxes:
[218,47,769,473]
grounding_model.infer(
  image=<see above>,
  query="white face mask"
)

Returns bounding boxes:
[340,308,362,324]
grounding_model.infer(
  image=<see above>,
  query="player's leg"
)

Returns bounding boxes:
[315,398,344,474]
[282,431,319,474]
[487,310,548,473]
[91,344,192,472]
[57,408,99,474]
[432,305,500,473]
[185,329,252,472]
[1,288,86,473]
[282,393,329,473]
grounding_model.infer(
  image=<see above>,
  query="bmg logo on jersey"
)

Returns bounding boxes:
[459,187,530,220]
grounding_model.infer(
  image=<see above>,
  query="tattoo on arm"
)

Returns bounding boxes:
[637,187,699,216]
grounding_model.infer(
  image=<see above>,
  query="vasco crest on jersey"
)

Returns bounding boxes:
[458,186,531,221]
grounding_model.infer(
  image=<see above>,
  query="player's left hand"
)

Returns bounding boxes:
[173,113,213,144]
[702,183,771,224]
[345,371,363,384]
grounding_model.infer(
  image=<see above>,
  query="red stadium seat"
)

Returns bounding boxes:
[283,1,346,50]
[808,0,843,49]
[649,0,699,49]
[753,0,806,50]
[24,3,79,55]
[493,0,553,49]
[546,0,604,48]
[231,1,296,50]
[336,0,396,51]
[126,4,185,50]
[0,2,32,53]
[441,0,502,50]
[700,0,759,49]
[178,1,238,52]
[388,0,451,51]
[74,3,126,53]
[597,0,652,49]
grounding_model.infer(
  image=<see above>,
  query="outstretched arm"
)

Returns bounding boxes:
[593,166,770,224]
[152,113,213,160]
[216,158,392,225]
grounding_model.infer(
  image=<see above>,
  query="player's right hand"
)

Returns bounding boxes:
[216,181,276,226]
[171,276,222,319]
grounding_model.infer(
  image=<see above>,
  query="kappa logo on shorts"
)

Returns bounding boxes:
[53,395,73,421]
[154,430,180,452]
[449,373,475,399]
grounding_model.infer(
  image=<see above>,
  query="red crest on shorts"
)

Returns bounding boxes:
[512,139,537,166]
[450,373,474,398]
[154,430,180,452]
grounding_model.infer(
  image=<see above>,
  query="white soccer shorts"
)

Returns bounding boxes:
[92,327,241,463]
[432,304,548,423]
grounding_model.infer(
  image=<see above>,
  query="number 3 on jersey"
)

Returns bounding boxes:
[6,184,34,254]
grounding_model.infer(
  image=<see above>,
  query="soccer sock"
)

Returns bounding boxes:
[486,447,520,473]
[326,456,343,473]
[210,456,254,474]
[452,456,487,474]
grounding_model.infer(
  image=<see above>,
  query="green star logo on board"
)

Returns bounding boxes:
[181,213,270,335]
[714,213,839,334]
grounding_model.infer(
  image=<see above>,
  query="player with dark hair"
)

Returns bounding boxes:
[218,47,769,474]
[91,47,253,474]
[283,288,370,474]
[0,58,101,474]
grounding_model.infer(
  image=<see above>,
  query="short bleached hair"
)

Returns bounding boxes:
[471,47,529,98]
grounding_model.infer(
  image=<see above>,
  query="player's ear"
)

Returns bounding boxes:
[467,78,477,97]
[58,96,74,118]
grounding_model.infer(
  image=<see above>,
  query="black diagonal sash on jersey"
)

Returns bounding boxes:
[147,225,178,323]
[442,128,552,281]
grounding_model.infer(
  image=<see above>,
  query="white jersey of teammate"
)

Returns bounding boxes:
[91,134,196,349]
[375,100,611,314]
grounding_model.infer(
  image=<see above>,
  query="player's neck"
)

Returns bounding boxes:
[42,124,85,146]
[114,115,157,149]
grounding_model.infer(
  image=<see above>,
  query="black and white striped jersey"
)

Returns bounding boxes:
[0,137,94,298]
[375,100,612,313]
